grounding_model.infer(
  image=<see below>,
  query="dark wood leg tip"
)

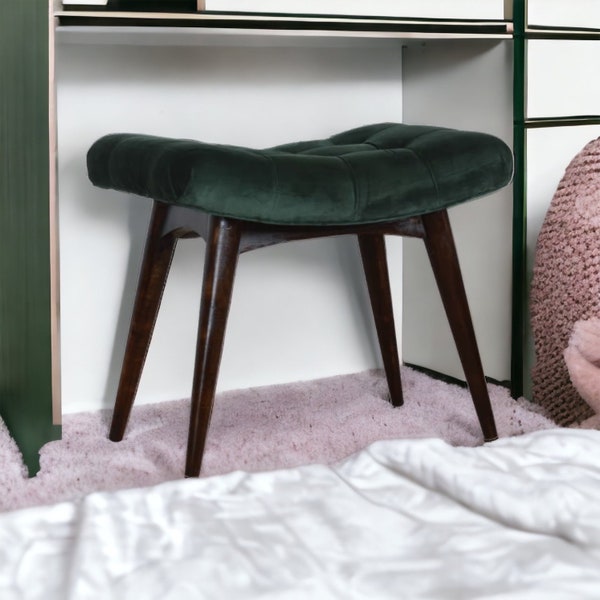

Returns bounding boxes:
[389,393,404,408]
[108,428,124,443]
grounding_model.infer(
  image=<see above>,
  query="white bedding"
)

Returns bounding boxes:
[2,428,600,599]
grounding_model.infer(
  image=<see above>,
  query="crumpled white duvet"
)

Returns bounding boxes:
[2,428,600,600]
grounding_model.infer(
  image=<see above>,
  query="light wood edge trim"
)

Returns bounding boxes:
[197,0,205,10]
[49,2,62,425]
[53,25,511,41]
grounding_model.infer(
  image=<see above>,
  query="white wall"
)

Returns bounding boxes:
[525,38,600,238]
[528,0,600,28]
[204,0,506,19]
[401,40,514,383]
[56,29,404,413]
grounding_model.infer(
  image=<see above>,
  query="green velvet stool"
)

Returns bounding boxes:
[87,123,513,477]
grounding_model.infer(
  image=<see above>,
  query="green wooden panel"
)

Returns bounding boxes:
[0,0,60,475]
[511,0,527,398]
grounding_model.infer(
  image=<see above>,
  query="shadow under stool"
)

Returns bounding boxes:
[87,123,513,477]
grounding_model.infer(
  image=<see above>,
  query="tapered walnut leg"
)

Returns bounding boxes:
[185,217,242,477]
[421,210,498,442]
[358,234,403,407]
[110,202,178,442]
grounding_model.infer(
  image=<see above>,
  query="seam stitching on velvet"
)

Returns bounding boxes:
[266,153,280,219]
[363,141,379,150]
[337,155,362,220]
[403,146,440,202]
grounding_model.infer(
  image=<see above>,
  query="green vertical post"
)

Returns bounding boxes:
[0,0,60,475]
[511,0,527,398]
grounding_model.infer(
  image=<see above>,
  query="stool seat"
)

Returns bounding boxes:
[87,123,513,226]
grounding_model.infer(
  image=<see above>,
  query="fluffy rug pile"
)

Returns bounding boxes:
[0,367,556,513]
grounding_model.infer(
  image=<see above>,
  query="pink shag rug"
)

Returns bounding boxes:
[0,368,556,513]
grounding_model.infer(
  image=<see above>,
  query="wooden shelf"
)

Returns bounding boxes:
[54,10,512,39]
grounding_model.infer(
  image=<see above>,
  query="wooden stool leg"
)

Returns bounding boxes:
[109,203,177,442]
[358,234,403,407]
[421,210,498,442]
[185,217,242,477]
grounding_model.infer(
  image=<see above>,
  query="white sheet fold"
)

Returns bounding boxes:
[2,428,600,599]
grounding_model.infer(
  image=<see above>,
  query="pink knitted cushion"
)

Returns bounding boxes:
[530,137,600,425]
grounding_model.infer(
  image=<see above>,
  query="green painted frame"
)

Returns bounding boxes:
[511,0,527,398]
[0,0,61,475]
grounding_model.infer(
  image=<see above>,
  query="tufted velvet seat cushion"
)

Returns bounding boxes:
[87,123,513,226]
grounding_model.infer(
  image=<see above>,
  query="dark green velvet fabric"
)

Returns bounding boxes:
[87,123,513,226]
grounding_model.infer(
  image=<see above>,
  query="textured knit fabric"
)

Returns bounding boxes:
[530,137,600,425]
[86,123,513,226]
